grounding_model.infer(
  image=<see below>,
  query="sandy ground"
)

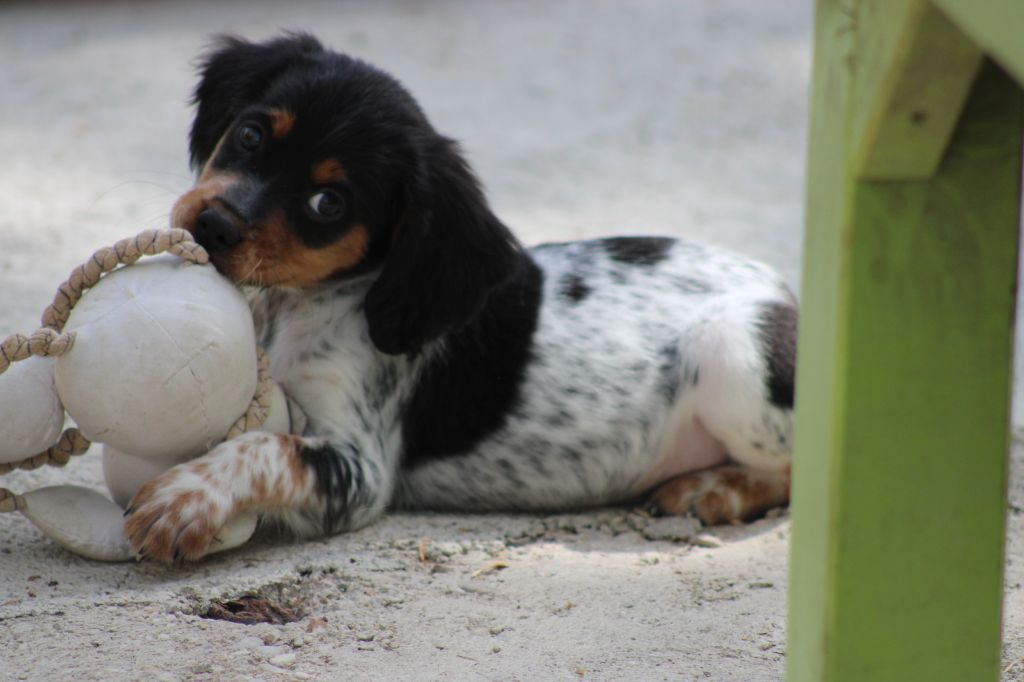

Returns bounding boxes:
[1,1,1022,680]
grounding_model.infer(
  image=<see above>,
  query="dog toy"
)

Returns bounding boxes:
[0,229,296,561]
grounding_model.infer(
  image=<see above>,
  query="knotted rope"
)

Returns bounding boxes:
[0,229,273,506]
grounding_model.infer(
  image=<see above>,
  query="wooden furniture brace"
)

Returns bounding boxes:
[787,1,1024,680]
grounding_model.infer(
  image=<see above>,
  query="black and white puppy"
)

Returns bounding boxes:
[125,33,798,562]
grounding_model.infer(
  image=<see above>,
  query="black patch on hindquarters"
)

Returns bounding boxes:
[560,273,591,303]
[400,256,544,468]
[755,301,798,409]
[601,236,674,267]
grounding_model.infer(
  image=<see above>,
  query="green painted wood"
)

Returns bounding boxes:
[847,0,923,174]
[786,1,1023,678]
[785,1,856,677]
[934,0,1024,84]
[853,1,981,179]
[825,64,1019,679]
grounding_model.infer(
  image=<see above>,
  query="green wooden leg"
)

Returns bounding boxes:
[786,2,1023,680]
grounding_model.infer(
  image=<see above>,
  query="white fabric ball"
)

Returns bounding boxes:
[54,256,257,460]
[99,384,291,557]
[101,385,290,509]
[102,444,172,509]
[0,356,64,463]
[21,485,133,562]
[22,485,259,561]
[101,445,262,557]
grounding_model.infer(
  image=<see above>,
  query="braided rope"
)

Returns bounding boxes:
[0,428,91,475]
[0,488,24,514]
[0,328,76,374]
[0,228,273,489]
[41,228,208,332]
[227,348,274,439]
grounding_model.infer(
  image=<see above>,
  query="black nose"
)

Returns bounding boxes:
[194,208,243,252]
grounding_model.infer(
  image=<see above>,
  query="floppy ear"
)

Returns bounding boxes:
[188,33,323,169]
[364,137,524,355]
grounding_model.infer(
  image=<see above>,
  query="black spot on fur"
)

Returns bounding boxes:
[756,301,798,409]
[672,276,714,294]
[368,363,399,410]
[561,273,591,303]
[259,316,278,350]
[601,237,674,266]
[253,294,283,349]
[545,408,576,429]
[299,441,363,534]
[400,256,544,468]
[656,343,682,404]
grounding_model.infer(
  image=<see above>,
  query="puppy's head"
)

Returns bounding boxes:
[175,33,522,354]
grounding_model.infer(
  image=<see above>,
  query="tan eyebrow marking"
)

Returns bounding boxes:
[311,158,347,185]
[269,108,296,139]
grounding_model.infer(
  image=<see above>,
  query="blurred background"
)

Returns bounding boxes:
[0,0,810,334]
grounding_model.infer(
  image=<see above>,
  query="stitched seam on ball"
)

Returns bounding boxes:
[64,275,137,332]
[130,298,213,443]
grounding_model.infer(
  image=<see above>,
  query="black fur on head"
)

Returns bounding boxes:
[184,33,525,355]
[188,32,325,169]
[364,133,525,355]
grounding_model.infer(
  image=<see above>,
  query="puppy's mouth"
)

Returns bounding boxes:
[171,176,264,285]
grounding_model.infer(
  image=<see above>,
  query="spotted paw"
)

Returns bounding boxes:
[123,465,231,563]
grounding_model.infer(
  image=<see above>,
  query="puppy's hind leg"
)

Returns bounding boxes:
[693,296,796,471]
[651,295,797,524]
[650,465,790,525]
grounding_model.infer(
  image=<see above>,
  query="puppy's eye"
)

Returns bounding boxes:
[306,190,346,221]
[236,123,264,151]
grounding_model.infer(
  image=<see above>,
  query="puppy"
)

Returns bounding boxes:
[125,33,797,562]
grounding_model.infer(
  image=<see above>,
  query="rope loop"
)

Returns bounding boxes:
[0,228,273,491]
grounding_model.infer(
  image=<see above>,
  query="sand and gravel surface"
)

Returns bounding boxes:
[3,1,1024,680]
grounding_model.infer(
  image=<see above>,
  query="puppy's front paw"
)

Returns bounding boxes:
[124,465,231,563]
